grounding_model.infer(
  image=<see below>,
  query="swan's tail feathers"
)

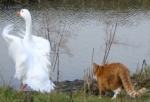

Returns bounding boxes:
[26,79,55,93]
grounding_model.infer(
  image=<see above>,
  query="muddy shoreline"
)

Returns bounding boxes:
[54,79,99,95]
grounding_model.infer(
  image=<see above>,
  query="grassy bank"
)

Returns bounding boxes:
[0,64,150,102]
[0,86,149,102]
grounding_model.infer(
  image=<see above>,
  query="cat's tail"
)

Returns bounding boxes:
[119,66,146,98]
[128,88,146,98]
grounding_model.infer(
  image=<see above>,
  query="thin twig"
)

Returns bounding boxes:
[102,23,117,64]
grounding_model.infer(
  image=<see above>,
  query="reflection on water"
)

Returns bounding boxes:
[0,0,150,89]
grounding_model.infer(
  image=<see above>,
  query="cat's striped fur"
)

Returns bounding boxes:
[93,62,146,99]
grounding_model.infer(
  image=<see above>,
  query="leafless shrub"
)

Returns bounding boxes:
[102,22,117,64]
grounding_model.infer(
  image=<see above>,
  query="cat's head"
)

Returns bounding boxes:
[93,62,103,79]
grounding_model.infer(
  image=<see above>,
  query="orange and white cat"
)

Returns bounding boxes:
[93,62,146,99]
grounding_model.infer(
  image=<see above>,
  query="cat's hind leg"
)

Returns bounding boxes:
[112,87,122,99]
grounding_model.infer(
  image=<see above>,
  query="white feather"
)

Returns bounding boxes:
[2,9,55,93]
[2,24,29,80]
[18,30,51,74]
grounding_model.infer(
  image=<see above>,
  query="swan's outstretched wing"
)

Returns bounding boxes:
[2,24,29,80]
[2,24,15,44]
[2,24,23,60]
[33,36,51,55]
[33,36,51,73]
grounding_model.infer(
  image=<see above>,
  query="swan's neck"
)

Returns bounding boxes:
[24,16,32,41]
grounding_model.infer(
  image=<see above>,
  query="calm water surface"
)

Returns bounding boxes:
[0,0,150,89]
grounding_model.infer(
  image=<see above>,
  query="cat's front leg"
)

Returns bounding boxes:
[99,89,105,98]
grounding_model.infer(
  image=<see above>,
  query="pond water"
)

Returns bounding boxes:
[0,0,150,89]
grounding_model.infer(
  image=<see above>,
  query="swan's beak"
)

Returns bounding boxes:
[16,11,20,16]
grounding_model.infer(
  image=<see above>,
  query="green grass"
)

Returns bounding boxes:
[0,86,149,102]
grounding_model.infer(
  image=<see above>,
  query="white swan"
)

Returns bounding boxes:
[2,9,55,93]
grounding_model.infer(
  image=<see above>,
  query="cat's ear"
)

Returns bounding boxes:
[93,62,98,68]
